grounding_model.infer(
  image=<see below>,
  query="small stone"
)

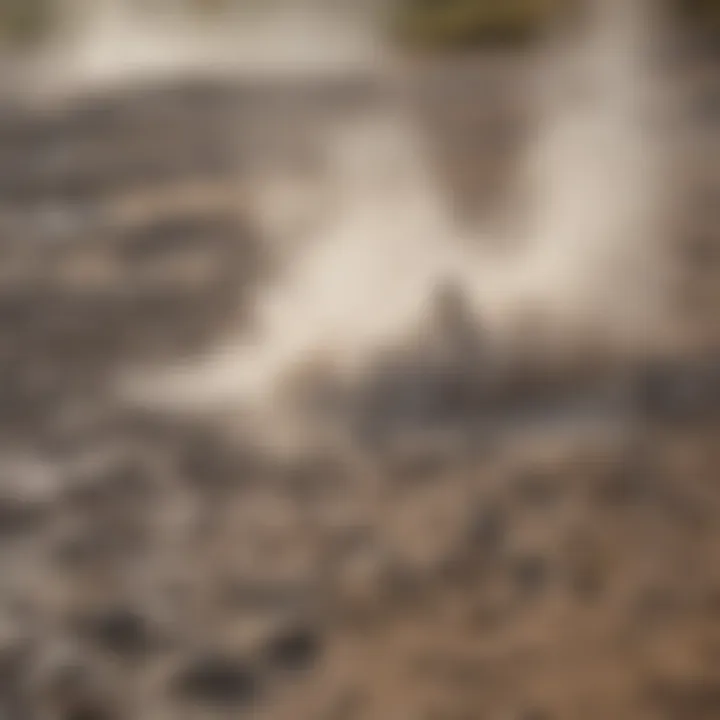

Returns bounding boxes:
[0,497,47,538]
[512,555,550,598]
[76,609,156,659]
[468,503,507,554]
[171,655,260,707]
[263,626,322,673]
[63,702,115,720]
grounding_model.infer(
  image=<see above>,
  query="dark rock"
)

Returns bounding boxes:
[635,357,720,421]
[65,460,155,513]
[468,503,507,554]
[0,498,47,538]
[512,556,550,598]
[263,626,323,673]
[171,655,260,707]
[117,217,229,262]
[0,642,33,717]
[63,703,116,720]
[649,679,720,720]
[76,609,157,659]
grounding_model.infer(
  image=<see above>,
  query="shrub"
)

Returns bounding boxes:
[392,0,720,51]
[392,0,565,50]
[0,0,54,47]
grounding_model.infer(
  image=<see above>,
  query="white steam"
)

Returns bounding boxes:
[32,0,384,91]
[115,0,677,424]
[517,0,674,342]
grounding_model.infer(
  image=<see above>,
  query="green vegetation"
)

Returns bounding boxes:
[680,0,720,22]
[393,0,720,50]
[392,0,563,50]
[0,0,54,47]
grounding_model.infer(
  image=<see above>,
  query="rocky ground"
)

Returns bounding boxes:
[0,45,718,720]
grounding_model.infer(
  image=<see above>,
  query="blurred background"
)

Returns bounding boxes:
[1,0,720,49]
[0,1,718,719]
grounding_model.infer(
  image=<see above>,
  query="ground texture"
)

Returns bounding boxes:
[0,47,718,720]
